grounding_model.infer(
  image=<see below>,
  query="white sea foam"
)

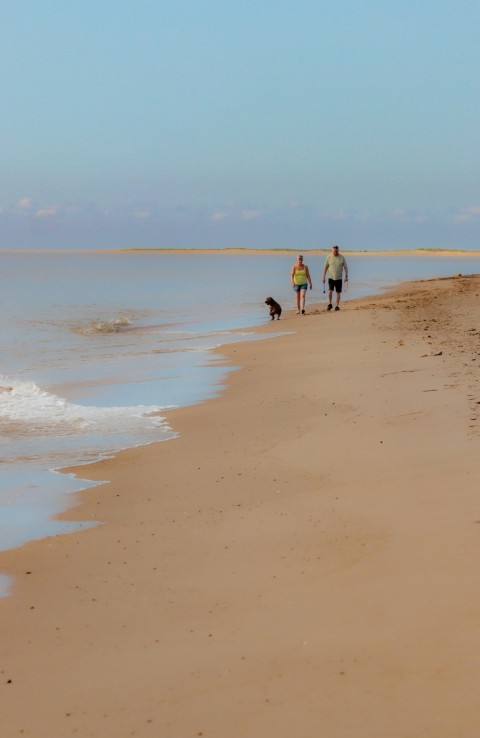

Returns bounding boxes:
[0,375,173,438]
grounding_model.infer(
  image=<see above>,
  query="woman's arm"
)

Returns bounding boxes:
[305,265,313,289]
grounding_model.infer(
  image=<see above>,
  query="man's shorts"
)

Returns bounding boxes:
[328,278,343,293]
[293,283,308,292]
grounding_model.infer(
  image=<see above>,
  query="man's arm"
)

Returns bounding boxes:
[343,257,348,280]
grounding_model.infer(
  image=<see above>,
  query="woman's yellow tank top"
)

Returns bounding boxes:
[293,266,307,285]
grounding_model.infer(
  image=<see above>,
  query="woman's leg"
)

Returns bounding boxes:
[295,289,300,313]
[300,288,306,313]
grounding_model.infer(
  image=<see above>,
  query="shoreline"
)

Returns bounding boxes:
[1,247,480,256]
[1,275,480,736]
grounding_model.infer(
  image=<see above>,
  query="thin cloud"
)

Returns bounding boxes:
[35,206,58,218]
[451,205,480,223]
[212,211,228,221]
[315,208,359,221]
[133,209,150,220]
[16,197,33,211]
[390,209,428,223]
[331,210,349,221]
[241,210,261,220]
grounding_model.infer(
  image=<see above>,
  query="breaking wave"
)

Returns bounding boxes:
[0,375,174,439]
[72,316,133,335]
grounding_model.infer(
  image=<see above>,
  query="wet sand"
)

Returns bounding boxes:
[1,275,480,737]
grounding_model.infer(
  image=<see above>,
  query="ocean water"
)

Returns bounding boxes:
[1,250,479,586]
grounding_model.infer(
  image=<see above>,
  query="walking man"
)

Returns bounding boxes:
[322,244,348,311]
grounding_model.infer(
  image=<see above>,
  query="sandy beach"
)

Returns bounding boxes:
[1,275,480,737]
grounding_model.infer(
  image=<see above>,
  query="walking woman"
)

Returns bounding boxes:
[291,254,313,314]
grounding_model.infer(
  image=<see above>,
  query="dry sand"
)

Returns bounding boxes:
[1,275,480,737]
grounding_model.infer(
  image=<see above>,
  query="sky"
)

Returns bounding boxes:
[2,0,480,251]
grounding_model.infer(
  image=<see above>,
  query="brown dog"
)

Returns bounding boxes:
[265,296,282,320]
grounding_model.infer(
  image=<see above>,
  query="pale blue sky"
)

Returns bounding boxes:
[2,1,480,250]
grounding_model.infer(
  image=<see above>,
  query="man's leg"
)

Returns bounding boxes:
[335,281,342,310]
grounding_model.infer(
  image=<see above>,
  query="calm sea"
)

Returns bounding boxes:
[1,251,479,591]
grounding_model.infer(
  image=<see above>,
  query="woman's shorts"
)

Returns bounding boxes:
[328,278,343,293]
[293,283,308,292]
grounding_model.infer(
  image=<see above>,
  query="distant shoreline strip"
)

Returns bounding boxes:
[1,248,480,256]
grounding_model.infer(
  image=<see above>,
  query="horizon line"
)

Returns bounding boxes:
[1,246,480,256]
